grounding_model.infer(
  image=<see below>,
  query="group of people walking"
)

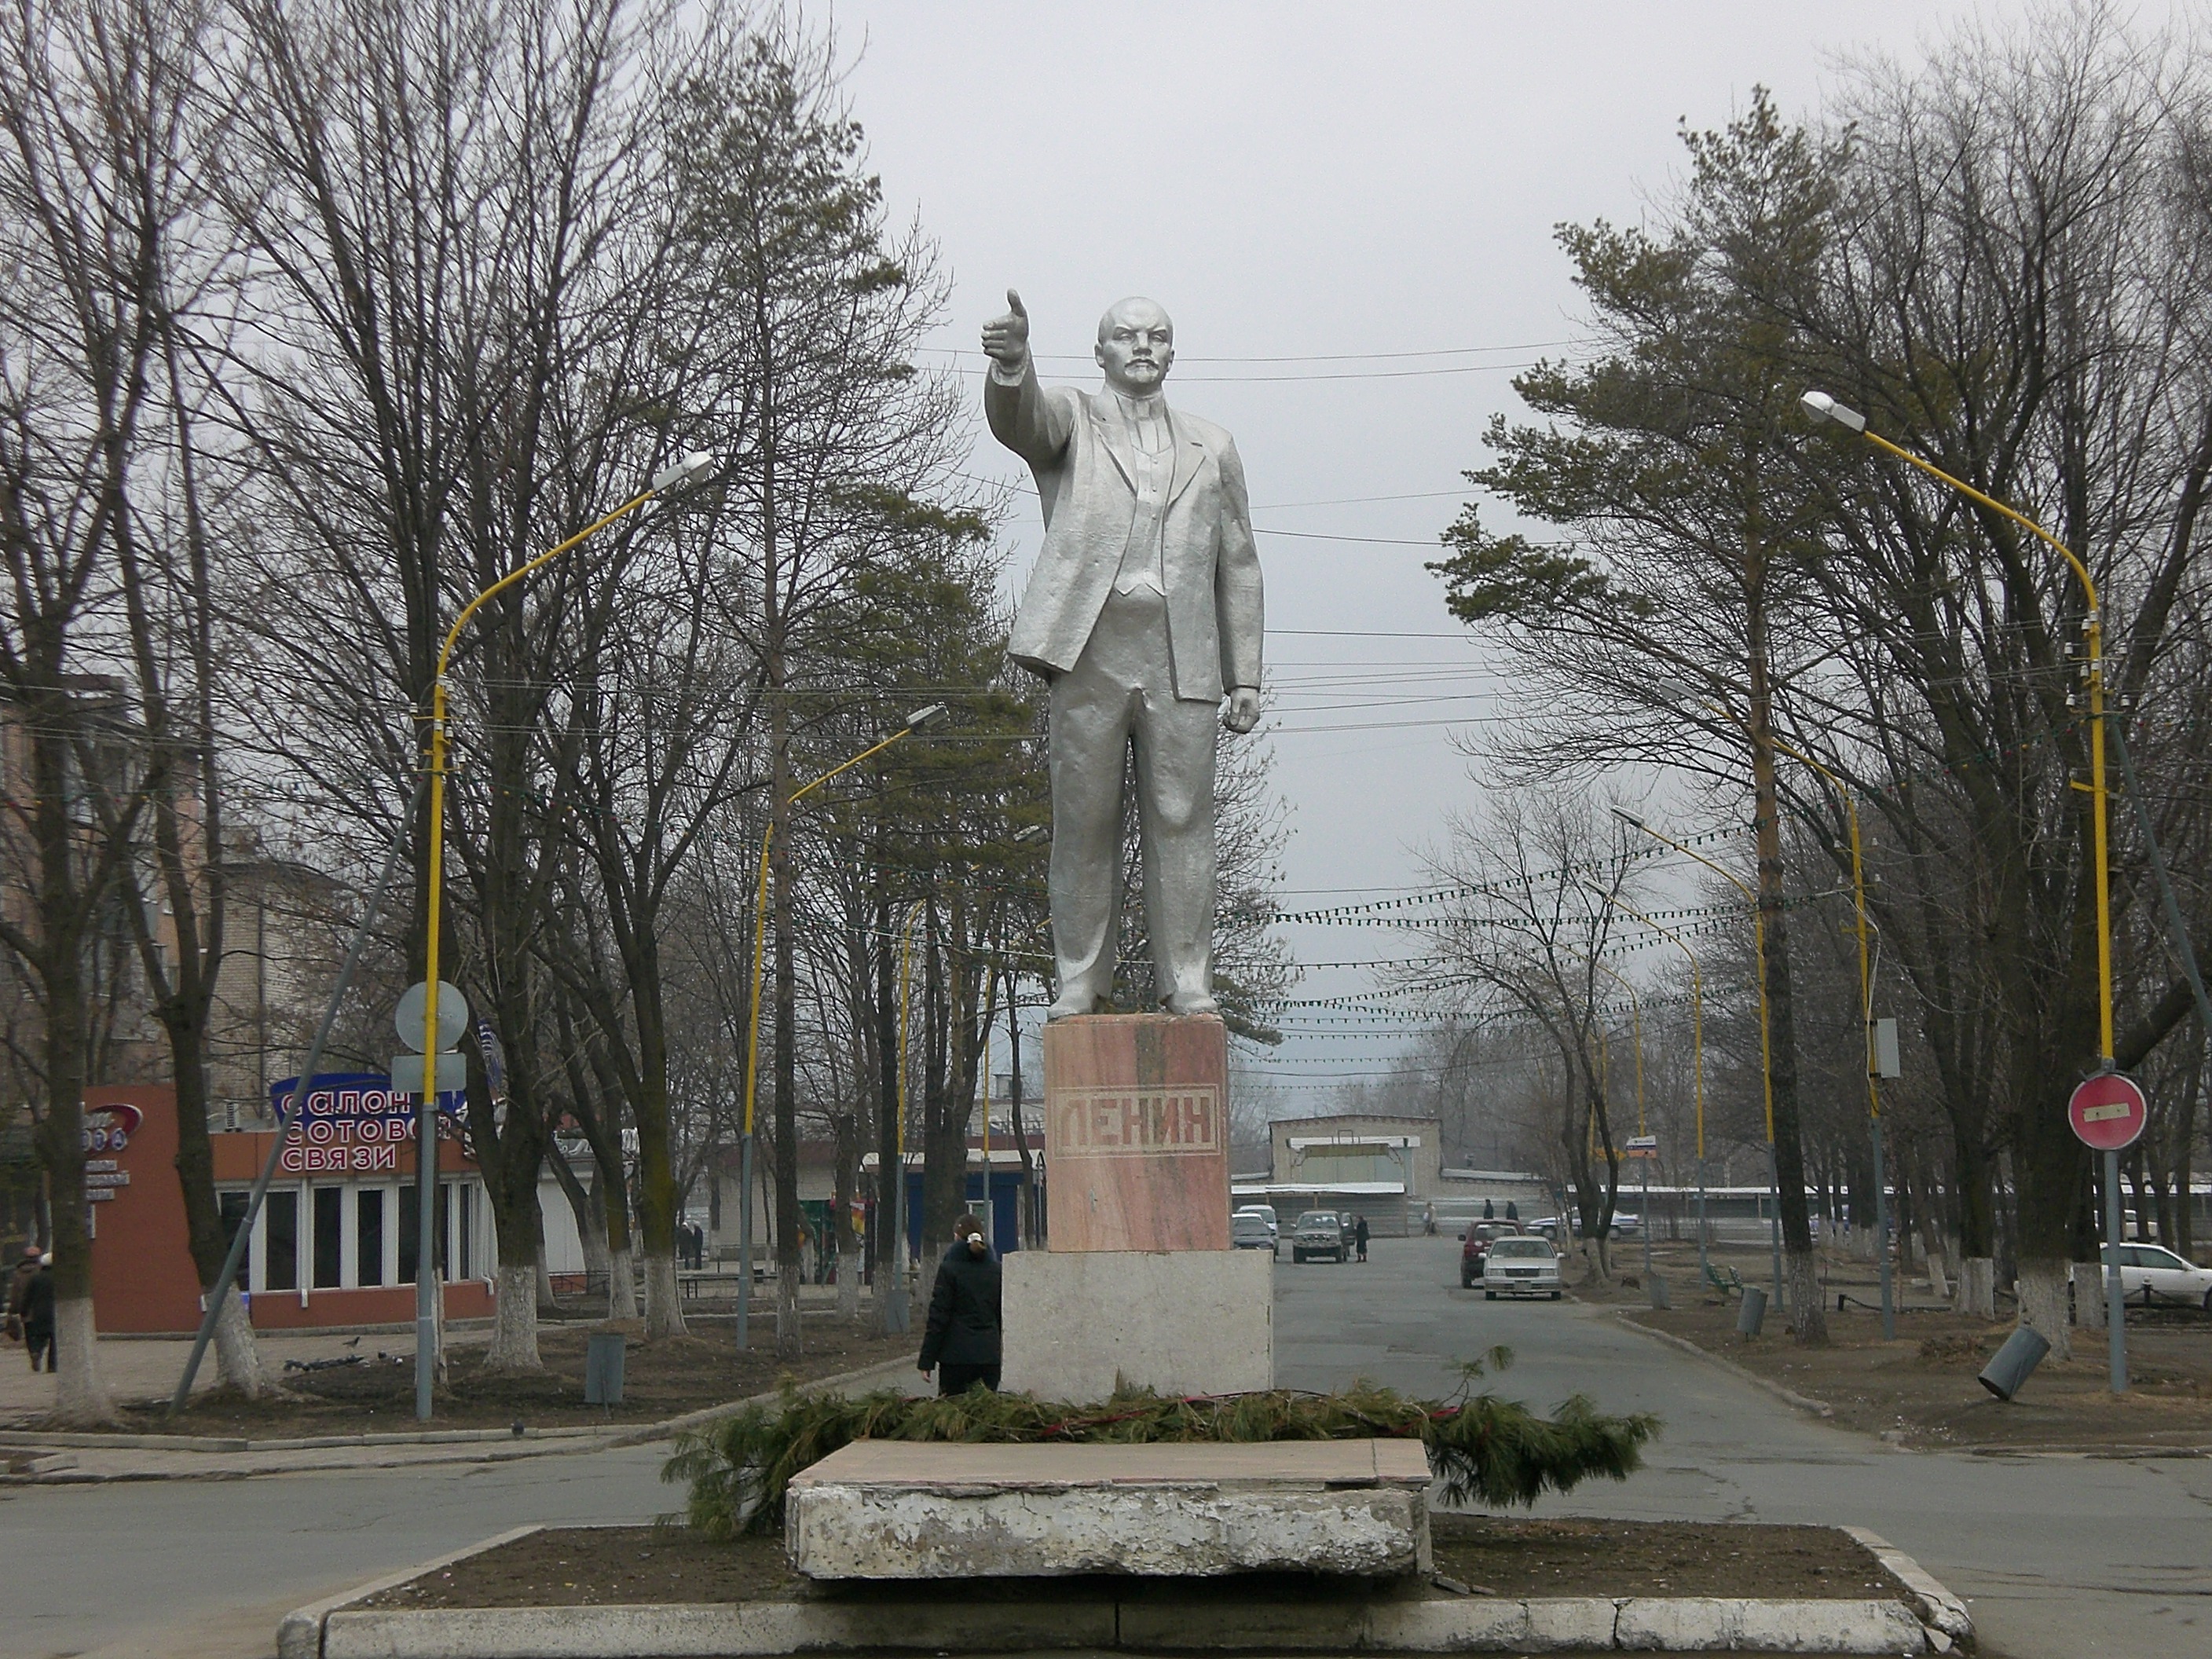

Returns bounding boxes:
[5,1243,55,1372]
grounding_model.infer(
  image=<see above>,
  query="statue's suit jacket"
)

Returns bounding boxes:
[987,361,1263,700]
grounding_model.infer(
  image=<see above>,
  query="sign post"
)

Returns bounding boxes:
[1624,1136,1658,1277]
[2067,1071,2148,1395]
[397,980,468,1423]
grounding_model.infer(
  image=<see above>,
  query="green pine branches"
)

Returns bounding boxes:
[663,1353,1658,1541]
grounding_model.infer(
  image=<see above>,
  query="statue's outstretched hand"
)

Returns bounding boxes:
[1222,687,1262,734]
[981,289,1030,372]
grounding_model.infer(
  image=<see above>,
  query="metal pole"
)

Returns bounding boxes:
[1872,1115,1894,1340]
[1696,1158,1708,1287]
[416,1068,437,1420]
[167,780,425,1414]
[2103,1146,2128,1393]
[737,1133,753,1347]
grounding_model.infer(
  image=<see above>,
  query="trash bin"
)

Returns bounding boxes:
[1647,1273,1670,1311]
[1736,1284,1767,1337]
[584,1331,627,1405]
[1977,1325,2049,1401]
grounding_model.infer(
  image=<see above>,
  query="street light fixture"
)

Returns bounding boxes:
[416,449,715,1419]
[1804,387,2118,1379]
[736,701,950,1349]
[1611,806,1784,1305]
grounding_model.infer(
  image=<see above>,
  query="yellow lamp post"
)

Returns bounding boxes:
[1801,390,2111,1061]
[736,706,948,1349]
[1804,388,2117,1371]
[414,449,713,1420]
[1613,808,1782,1305]
[1591,885,1707,1287]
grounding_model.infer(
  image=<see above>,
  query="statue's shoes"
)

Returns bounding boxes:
[1163,991,1220,1017]
[1044,997,1097,1022]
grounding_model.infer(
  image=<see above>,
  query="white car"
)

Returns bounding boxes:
[1235,1203,1279,1243]
[1481,1236,1563,1301]
[2075,1243,2212,1309]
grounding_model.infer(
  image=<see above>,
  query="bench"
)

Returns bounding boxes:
[1704,1262,1744,1302]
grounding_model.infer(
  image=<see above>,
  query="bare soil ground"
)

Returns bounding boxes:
[97,1315,917,1437]
[361,1517,1899,1609]
[1592,1240,2212,1450]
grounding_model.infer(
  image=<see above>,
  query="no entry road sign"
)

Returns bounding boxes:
[2067,1071,2148,1152]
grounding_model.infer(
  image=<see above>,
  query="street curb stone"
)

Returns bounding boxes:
[277,1526,1973,1656]
[1614,1311,1837,1419]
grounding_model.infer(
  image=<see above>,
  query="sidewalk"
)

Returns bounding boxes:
[0,1327,467,1424]
[0,1338,921,1484]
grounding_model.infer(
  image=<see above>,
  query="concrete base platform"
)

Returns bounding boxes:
[785,1439,1434,1580]
[1001,1248,1272,1399]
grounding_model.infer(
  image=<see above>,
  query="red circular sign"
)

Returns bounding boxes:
[2067,1072,2148,1152]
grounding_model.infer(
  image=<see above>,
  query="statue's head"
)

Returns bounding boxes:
[1094,297,1174,397]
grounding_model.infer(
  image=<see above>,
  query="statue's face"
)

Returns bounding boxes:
[1094,298,1174,395]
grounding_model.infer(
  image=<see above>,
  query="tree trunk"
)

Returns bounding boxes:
[1954,1257,1996,1320]
[2017,1262,2072,1359]
[1745,585,1826,1346]
[209,1291,263,1399]
[833,1113,861,1319]
[873,883,904,1330]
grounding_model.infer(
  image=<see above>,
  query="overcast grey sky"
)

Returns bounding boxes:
[828,1,2056,1103]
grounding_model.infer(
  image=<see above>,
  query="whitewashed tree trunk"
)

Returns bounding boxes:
[776,1269,802,1356]
[1925,1251,1950,1302]
[643,1250,686,1339]
[483,1262,543,1370]
[536,1255,558,1313]
[2016,1260,2072,1361]
[608,1242,639,1320]
[836,1248,862,1319]
[211,1291,266,1397]
[1954,1257,1997,1319]
[50,1296,114,1423]
[2076,1263,2105,1329]
[1785,1247,1826,1342]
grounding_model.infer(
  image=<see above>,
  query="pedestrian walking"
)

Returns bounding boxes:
[1422,1201,1437,1236]
[1505,1199,1518,1221]
[21,1253,55,1374]
[1353,1214,1371,1263]
[5,1243,38,1348]
[1481,1198,1495,1221]
[918,1214,1002,1396]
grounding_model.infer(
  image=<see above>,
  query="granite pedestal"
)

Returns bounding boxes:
[999,1012,1272,1397]
[786,1439,1434,1580]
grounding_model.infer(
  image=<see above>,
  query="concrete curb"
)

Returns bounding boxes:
[1614,1311,1838,1419]
[277,1529,1972,1657]
[2,1353,922,1484]
[1844,1526,1973,1649]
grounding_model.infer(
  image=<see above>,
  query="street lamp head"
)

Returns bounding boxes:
[1799,390,1866,434]
[1610,807,1648,831]
[903,702,950,731]
[650,449,716,493]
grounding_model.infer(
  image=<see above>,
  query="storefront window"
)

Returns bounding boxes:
[357,1188,385,1287]
[219,1190,251,1287]
[313,1186,342,1288]
[265,1189,298,1291]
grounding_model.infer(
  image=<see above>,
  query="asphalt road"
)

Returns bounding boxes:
[4,1235,2207,1657]
[1278,1232,2212,1659]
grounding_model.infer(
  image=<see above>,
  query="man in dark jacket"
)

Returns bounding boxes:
[21,1254,55,1373]
[918,1214,1002,1395]
[5,1243,38,1346]
[1352,1214,1371,1263]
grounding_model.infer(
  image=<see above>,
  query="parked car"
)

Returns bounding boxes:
[1291,1210,1349,1264]
[1606,1212,1641,1240]
[2073,1243,2212,1309]
[1456,1222,1521,1287]
[1232,1210,1279,1257]
[1235,1203,1280,1243]
[1481,1236,1564,1300]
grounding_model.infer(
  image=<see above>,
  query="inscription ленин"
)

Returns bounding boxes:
[1051,1086,1221,1155]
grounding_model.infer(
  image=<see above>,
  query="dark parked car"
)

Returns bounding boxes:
[1457,1222,1522,1287]
[1232,1211,1279,1257]
[1291,1210,1349,1264]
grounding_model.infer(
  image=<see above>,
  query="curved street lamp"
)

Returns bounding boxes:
[414,449,713,1419]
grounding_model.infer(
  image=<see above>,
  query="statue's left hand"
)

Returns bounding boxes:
[1222,687,1262,734]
